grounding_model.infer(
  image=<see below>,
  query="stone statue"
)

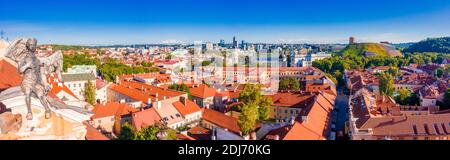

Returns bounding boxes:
[4,38,64,120]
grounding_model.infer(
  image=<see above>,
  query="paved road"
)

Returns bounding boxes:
[335,87,349,132]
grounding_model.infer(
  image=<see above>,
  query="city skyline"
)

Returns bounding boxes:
[1,0,450,45]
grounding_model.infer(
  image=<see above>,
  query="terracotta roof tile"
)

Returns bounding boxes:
[172,99,201,116]
[84,122,110,140]
[0,59,22,91]
[190,84,217,99]
[202,108,260,134]
[131,107,161,131]
[91,102,138,119]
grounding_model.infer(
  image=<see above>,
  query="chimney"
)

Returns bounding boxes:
[301,116,308,123]
[147,98,152,107]
[290,116,296,125]
[57,82,63,87]
[180,96,187,106]
[250,132,257,140]
[157,101,161,109]
[274,134,280,140]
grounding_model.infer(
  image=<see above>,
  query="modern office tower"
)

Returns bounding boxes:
[219,39,225,47]
[232,36,238,49]
[240,40,246,50]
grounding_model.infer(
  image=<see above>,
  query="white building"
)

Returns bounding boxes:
[66,65,97,75]
[63,73,96,101]
[293,52,332,67]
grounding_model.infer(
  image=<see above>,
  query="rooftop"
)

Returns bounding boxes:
[172,98,202,116]
[131,107,161,131]
[62,73,96,82]
[91,102,138,119]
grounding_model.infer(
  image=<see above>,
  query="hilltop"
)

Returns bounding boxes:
[339,43,402,57]
[403,37,450,53]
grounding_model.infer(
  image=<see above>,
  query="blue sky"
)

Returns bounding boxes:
[1,0,450,45]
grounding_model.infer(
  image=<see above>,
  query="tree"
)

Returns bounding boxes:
[443,89,450,110]
[394,89,410,105]
[117,123,134,140]
[238,103,258,136]
[84,80,96,105]
[239,84,262,105]
[202,60,212,66]
[238,84,273,121]
[278,77,300,90]
[166,129,179,140]
[169,84,190,94]
[166,53,173,60]
[258,96,272,121]
[436,69,444,78]
[378,72,395,96]
[133,125,159,140]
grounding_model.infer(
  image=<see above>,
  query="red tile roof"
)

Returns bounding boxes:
[0,59,22,91]
[84,122,110,140]
[269,92,315,108]
[190,84,217,99]
[265,93,334,140]
[187,126,211,140]
[202,108,260,135]
[91,102,138,119]
[284,122,325,140]
[131,107,161,131]
[96,78,108,89]
[47,75,79,100]
[109,80,185,103]
[172,99,202,116]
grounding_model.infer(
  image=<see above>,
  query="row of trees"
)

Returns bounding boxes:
[63,54,160,82]
[168,84,190,95]
[403,37,450,53]
[312,52,450,86]
[118,123,178,140]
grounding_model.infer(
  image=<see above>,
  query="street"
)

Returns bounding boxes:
[334,87,349,138]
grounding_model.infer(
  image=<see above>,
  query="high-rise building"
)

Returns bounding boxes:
[240,40,246,50]
[232,36,238,49]
[205,41,213,50]
[219,39,225,47]
[349,36,355,44]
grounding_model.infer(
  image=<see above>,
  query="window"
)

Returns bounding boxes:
[98,120,101,124]
[285,110,288,114]
[434,124,440,135]
[68,84,71,87]
[79,83,81,87]
[412,125,418,135]
[111,118,114,122]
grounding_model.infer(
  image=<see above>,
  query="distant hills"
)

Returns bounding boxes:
[339,43,402,57]
[403,37,450,53]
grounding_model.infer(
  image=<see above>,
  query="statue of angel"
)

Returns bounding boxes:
[4,38,64,120]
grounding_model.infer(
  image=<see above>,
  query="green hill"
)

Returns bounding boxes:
[403,37,450,53]
[339,43,402,57]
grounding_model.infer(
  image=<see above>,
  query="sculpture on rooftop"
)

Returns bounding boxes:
[4,38,64,120]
